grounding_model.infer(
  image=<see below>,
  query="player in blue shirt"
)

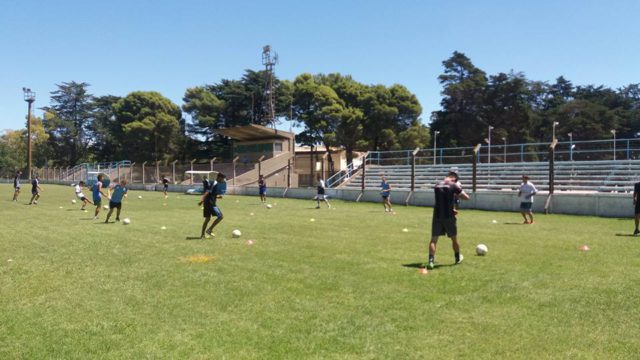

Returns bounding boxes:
[198,173,226,238]
[92,174,109,220]
[258,174,267,203]
[105,180,128,223]
[380,175,393,212]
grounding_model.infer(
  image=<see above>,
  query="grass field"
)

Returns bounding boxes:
[1,184,640,359]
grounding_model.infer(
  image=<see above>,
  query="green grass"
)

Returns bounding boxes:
[1,184,640,359]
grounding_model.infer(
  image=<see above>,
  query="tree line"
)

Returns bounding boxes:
[2,52,639,177]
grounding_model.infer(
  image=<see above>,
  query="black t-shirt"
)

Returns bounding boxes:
[162,178,169,185]
[31,179,39,192]
[14,175,20,188]
[205,182,220,207]
[433,180,462,219]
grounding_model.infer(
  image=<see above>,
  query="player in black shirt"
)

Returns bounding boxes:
[198,173,226,238]
[12,171,22,202]
[28,175,43,205]
[427,170,470,270]
[162,176,170,198]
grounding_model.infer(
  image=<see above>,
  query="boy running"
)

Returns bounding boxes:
[12,171,21,202]
[518,175,538,224]
[75,181,93,210]
[258,174,267,203]
[633,180,640,235]
[105,180,128,223]
[315,174,331,209]
[28,175,42,205]
[380,175,393,212]
[92,174,109,220]
[162,176,169,198]
[427,171,470,270]
[198,173,226,238]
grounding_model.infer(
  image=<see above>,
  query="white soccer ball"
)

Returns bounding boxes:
[476,244,488,256]
[266,204,272,209]
[71,199,77,204]
[123,218,131,225]
[103,205,109,210]
[232,229,242,238]
[138,195,142,199]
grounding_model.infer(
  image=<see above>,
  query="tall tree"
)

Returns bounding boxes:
[91,95,122,161]
[113,92,183,163]
[42,81,94,165]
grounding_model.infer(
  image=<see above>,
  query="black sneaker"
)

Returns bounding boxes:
[427,261,435,270]
[634,229,639,236]
[115,218,120,222]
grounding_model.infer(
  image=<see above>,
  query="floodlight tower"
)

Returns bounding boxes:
[262,45,278,127]
[23,88,36,179]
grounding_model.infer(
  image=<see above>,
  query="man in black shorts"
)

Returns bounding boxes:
[162,176,170,198]
[28,175,43,205]
[427,170,470,270]
[198,173,226,238]
[633,181,640,235]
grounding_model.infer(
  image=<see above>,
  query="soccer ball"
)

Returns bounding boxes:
[266,204,273,209]
[232,229,242,238]
[71,199,77,204]
[138,195,142,199]
[476,244,488,256]
[123,218,131,225]
[103,205,109,210]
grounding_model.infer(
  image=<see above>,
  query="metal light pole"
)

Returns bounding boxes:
[23,88,36,179]
[611,129,617,161]
[552,121,559,141]
[568,132,573,161]
[433,130,440,165]
[502,137,507,163]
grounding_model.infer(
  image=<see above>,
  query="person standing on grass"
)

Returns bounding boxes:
[75,181,93,210]
[105,180,128,223]
[92,174,109,220]
[12,171,21,202]
[198,173,226,238]
[518,175,538,224]
[315,173,331,209]
[258,174,267,203]
[633,180,640,235]
[427,171,470,270]
[162,176,170,198]
[28,175,42,205]
[380,175,393,212]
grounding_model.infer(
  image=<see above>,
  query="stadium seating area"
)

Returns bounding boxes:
[339,160,640,193]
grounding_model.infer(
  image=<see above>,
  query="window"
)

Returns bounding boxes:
[274,143,283,152]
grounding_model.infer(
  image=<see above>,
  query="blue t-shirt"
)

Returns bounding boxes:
[92,181,103,201]
[110,185,128,203]
[381,181,390,196]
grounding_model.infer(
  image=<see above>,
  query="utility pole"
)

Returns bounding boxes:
[262,45,278,127]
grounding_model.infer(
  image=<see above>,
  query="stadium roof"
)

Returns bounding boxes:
[214,124,294,141]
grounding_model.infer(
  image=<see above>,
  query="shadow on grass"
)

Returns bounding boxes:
[504,222,527,225]
[402,262,457,269]
[615,233,638,237]
[185,236,204,240]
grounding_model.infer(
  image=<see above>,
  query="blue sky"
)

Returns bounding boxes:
[1,0,639,132]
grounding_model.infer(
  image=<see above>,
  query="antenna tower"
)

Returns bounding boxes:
[262,45,278,127]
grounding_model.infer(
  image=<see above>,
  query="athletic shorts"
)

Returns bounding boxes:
[163,184,168,190]
[520,202,533,211]
[109,201,122,210]
[94,199,102,207]
[635,200,640,215]
[259,187,267,195]
[381,194,390,199]
[204,205,222,219]
[431,217,457,238]
[32,190,39,195]
[14,186,20,192]
[316,194,328,200]
[79,196,88,202]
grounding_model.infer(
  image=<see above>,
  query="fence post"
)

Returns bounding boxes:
[258,155,266,178]
[130,162,135,184]
[287,159,292,188]
[190,159,196,185]
[472,144,481,193]
[172,160,178,184]
[520,144,524,162]
[361,155,367,192]
[117,163,121,181]
[549,139,557,194]
[411,147,419,191]
[627,140,630,160]
[210,157,216,172]
[232,156,239,187]
[321,153,328,181]
[156,161,161,183]
[142,161,147,184]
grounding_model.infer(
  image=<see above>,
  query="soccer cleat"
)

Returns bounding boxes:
[205,229,215,237]
[523,220,529,224]
[427,261,435,270]
[455,254,464,264]
[115,218,120,222]
[634,229,640,236]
